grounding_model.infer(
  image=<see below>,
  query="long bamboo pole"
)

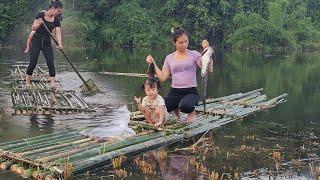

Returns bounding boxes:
[0,130,72,147]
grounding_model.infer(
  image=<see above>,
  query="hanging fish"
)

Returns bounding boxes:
[147,62,156,79]
[201,41,214,113]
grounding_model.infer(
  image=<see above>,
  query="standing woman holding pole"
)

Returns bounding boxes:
[25,0,63,90]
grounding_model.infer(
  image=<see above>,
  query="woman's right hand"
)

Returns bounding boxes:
[134,96,141,104]
[36,18,43,26]
[146,54,154,64]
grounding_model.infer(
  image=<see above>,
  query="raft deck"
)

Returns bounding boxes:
[10,65,93,115]
[0,88,287,179]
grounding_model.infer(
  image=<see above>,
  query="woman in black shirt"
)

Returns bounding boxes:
[25,1,63,90]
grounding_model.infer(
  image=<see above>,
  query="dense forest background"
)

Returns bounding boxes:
[1,0,320,50]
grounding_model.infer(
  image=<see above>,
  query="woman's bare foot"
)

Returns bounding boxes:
[186,111,195,123]
[154,121,162,127]
[174,109,180,120]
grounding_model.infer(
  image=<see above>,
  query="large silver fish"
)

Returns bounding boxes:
[201,46,214,113]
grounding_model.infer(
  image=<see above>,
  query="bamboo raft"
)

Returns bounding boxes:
[0,88,287,179]
[10,65,94,115]
[11,65,50,82]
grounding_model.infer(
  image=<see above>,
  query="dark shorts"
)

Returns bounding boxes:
[164,87,199,113]
[26,34,55,77]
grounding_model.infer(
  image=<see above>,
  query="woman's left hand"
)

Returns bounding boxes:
[146,55,154,64]
[56,44,63,49]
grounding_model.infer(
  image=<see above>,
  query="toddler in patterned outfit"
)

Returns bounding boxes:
[134,78,166,127]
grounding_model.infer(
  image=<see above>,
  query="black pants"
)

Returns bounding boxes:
[164,87,199,113]
[26,35,55,77]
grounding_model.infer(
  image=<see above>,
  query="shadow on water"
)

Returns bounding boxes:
[1,24,320,179]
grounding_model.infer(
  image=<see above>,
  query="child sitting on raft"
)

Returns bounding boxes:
[134,78,166,127]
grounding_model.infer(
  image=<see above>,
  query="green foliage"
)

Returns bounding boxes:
[102,1,159,47]
[228,13,294,49]
[306,0,320,27]
[284,0,320,49]
[268,0,288,28]
[64,0,320,50]
[0,0,40,44]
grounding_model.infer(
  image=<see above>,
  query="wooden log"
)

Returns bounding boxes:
[10,163,22,172]
[57,132,167,164]
[32,170,51,180]
[28,141,100,161]
[16,165,25,174]
[0,130,71,147]
[22,138,94,157]
[21,167,36,178]
[0,161,14,170]
[70,133,184,175]
[1,131,80,151]
[10,135,83,153]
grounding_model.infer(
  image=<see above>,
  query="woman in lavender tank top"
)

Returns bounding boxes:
[146,27,202,123]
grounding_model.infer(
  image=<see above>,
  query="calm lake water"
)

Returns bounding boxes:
[0,30,320,179]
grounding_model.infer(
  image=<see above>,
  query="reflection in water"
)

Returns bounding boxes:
[29,115,54,135]
[136,149,194,180]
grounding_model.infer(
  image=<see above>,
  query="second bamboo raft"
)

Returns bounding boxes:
[10,65,94,115]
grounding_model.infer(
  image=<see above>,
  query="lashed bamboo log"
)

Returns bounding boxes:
[0,161,14,170]
[1,131,80,151]
[21,138,95,157]
[21,167,37,178]
[56,132,167,164]
[0,130,72,147]
[10,136,84,153]
[70,133,185,174]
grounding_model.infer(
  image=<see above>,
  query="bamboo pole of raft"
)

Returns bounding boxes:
[20,167,37,178]
[27,140,101,161]
[32,169,51,179]
[0,161,14,170]
[0,130,72,147]
[0,131,80,151]
[16,65,25,81]
[185,117,233,138]
[38,132,167,163]
[54,132,168,164]
[70,133,185,174]
[21,137,95,157]
[8,137,86,155]
[199,88,264,105]
[69,91,89,109]
[7,135,83,153]
[60,93,75,109]
[257,93,288,108]
[230,93,260,105]
[57,116,222,174]
[10,163,22,172]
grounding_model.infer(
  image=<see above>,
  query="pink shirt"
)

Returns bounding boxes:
[163,50,201,88]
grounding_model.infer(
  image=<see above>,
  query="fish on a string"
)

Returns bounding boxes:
[200,40,214,113]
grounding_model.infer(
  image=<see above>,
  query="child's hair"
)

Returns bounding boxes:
[141,77,161,91]
[171,27,187,43]
[49,0,63,9]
